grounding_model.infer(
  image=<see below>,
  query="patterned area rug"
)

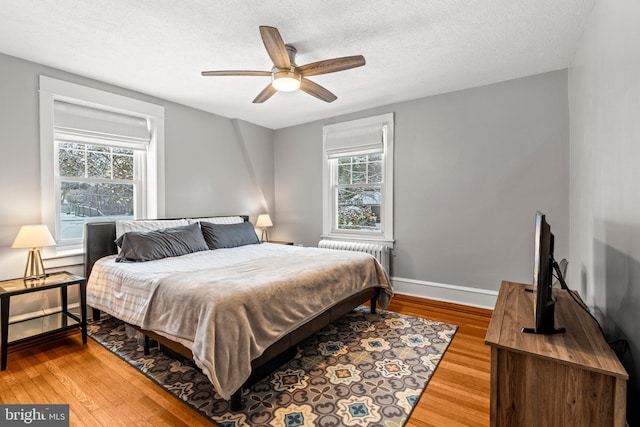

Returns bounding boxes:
[88,307,457,426]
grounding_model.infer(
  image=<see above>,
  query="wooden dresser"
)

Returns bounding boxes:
[485,281,628,426]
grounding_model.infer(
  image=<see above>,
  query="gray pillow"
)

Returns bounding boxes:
[200,221,259,249]
[115,222,209,262]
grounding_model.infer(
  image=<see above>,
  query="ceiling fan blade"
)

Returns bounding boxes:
[201,70,271,77]
[297,55,366,77]
[259,26,291,69]
[252,83,278,103]
[300,78,337,103]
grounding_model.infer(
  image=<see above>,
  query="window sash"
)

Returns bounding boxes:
[53,140,144,245]
[337,154,383,186]
[334,183,383,233]
[331,155,385,236]
[57,141,135,180]
[335,182,383,189]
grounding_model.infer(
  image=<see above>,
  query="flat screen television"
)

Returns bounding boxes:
[522,212,568,335]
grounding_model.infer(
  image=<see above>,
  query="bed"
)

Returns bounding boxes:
[84,216,392,410]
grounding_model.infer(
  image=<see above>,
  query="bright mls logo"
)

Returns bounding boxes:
[1,405,69,426]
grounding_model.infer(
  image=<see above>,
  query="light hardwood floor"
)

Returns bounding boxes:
[389,295,492,427]
[0,294,492,426]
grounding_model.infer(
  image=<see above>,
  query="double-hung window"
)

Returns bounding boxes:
[322,113,394,245]
[39,76,164,249]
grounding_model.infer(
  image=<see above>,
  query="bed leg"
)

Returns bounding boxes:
[370,297,377,314]
[230,389,242,411]
[92,308,101,322]
[144,335,151,355]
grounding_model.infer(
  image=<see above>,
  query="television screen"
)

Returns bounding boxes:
[522,212,566,335]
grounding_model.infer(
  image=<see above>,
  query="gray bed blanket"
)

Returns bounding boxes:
[140,246,392,400]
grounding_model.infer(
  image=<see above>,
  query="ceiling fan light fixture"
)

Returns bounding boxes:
[202,26,363,103]
[271,70,301,92]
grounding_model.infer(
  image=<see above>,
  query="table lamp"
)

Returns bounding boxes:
[11,224,56,280]
[255,214,273,242]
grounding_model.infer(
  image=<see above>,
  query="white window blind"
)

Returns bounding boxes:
[323,123,385,158]
[54,101,150,149]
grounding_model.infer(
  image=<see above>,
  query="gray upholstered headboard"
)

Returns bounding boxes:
[83,215,250,280]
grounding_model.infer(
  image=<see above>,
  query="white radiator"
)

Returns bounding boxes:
[318,239,390,273]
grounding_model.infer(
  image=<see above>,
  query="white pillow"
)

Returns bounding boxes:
[115,219,189,240]
[186,216,245,225]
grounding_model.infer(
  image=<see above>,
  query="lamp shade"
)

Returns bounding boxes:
[11,225,56,249]
[256,214,273,228]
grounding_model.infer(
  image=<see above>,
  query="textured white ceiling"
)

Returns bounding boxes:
[0,1,594,129]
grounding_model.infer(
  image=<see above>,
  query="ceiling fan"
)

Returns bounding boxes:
[201,26,366,103]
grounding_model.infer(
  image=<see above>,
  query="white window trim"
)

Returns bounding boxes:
[322,113,394,247]
[39,76,165,251]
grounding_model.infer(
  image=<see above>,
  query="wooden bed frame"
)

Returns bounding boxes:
[83,217,380,410]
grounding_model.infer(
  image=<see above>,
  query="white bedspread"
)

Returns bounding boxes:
[87,243,392,399]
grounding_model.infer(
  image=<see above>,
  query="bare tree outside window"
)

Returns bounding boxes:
[336,154,382,230]
[58,142,135,240]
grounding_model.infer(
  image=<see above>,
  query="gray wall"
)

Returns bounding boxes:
[0,52,274,316]
[569,1,640,423]
[274,70,570,293]
[161,107,274,219]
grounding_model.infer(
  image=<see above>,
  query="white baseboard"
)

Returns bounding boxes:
[391,276,498,310]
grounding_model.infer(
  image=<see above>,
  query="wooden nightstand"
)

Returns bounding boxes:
[269,240,294,245]
[0,271,87,370]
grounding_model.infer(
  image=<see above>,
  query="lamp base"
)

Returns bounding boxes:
[24,248,47,281]
[260,228,269,243]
